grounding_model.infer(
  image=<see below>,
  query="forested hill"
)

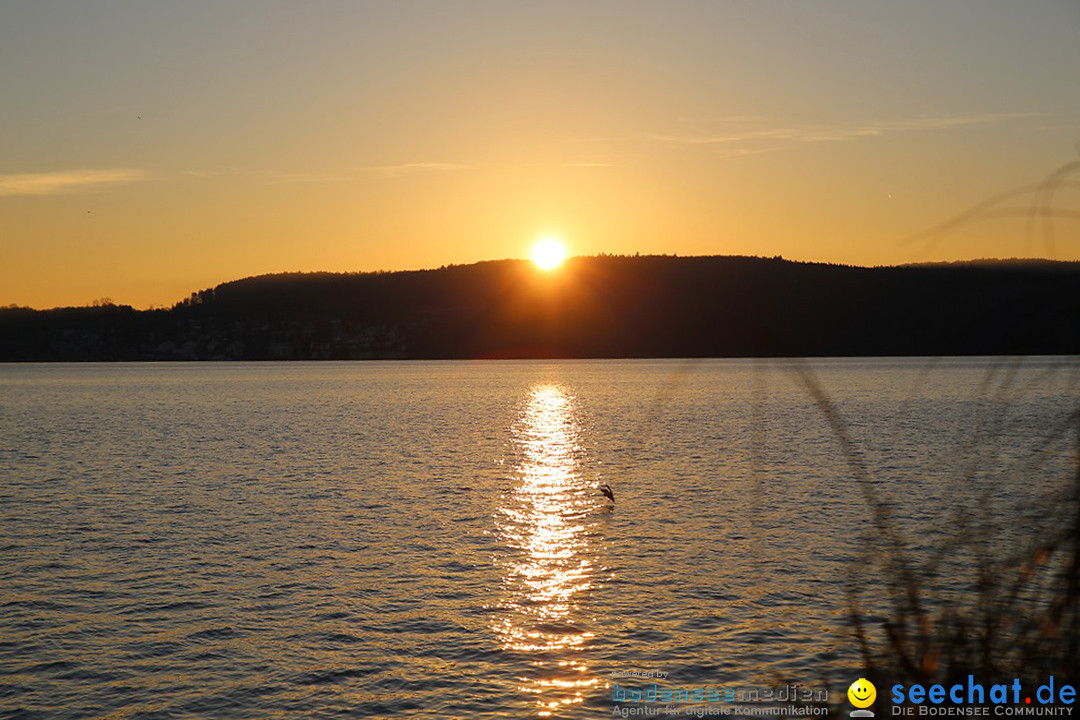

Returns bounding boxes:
[2,255,1079,361]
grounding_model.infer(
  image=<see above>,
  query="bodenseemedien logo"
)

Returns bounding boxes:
[849,678,877,718]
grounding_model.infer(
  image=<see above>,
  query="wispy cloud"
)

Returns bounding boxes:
[360,162,470,178]
[179,164,470,184]
[182,169,241,179]
[263,171,360,185]
[259,163,470,182]
[654,112,1043,149]
[506,160,617,169]
[561,161,616,168]
[0,168,150,196]
[188,160,612,184]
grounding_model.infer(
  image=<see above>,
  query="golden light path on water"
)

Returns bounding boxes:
[493,384,608,717]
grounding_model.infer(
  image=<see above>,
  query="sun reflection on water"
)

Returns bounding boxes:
[493,384,607,716]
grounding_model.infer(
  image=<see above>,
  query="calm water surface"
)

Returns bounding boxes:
[1,359,1077,719]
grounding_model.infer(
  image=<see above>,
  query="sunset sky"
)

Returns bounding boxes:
[2,0,1078,309]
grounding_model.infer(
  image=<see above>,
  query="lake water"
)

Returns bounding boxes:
[1,358,1077,719]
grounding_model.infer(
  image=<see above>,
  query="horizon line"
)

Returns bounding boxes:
[4,253,1078,313]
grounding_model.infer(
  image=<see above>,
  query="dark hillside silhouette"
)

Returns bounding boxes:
[2,255,1079,361]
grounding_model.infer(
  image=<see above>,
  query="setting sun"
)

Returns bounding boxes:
[531,238,567,271]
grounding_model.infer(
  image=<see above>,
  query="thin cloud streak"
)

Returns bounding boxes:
[361,163,470,178]
[654,112,1044,148]
[263,171,359,185]
[181,164,471,184]
[505,161,617,169]
[190,161,611,184]
[271,163,470,181]
[0,168,150,196]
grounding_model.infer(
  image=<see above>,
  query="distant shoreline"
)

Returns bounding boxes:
[3,354,1080,365]
[3,255,1079,362]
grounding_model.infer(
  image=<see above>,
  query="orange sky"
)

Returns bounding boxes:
[2,1,1078,309]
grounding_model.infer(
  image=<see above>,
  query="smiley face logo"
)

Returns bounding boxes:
[848,678,876,708]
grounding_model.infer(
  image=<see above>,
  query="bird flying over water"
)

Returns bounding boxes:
[599,483,614,502]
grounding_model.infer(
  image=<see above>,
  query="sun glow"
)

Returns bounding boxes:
[531,238,567,271]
